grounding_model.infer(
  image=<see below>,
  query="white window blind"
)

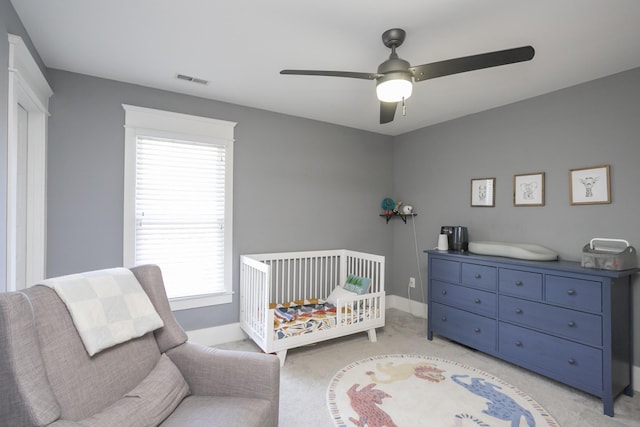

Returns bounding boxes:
[123,104,236,309]
[135,136,226,299]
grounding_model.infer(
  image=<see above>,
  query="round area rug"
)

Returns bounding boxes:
[327,354,559,427]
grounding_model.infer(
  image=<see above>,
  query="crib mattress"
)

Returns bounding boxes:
[272,301,377,340]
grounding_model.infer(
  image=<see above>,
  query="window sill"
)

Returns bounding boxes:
[169,292,233,311]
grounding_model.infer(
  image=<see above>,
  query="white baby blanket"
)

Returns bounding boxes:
[39,267,164,356]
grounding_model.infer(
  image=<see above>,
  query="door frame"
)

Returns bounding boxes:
[6,34,52,290]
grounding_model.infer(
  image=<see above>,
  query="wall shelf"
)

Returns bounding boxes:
[380,212,417,224]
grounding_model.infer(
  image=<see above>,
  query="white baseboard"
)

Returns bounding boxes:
[184,295,639,392]
[186,321,247,347]
[385,294,427,319]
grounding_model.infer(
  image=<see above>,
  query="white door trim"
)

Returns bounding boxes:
[6,34,52,290]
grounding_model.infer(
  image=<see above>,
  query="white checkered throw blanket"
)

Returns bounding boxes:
[39,267,164,356]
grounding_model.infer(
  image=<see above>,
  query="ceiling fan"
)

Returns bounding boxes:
[281,29,535,124]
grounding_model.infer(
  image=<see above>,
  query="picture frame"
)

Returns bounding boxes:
[513,172,545,206]
[470,178,495,207]
[569,165,611,205]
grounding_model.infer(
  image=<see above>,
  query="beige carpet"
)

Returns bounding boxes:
[216,308,640,427]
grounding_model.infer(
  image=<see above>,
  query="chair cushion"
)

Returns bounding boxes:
[159,395,273,427]
[77,354,190,427]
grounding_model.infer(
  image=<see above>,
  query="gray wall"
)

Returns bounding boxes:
[0,0,47,291]
[45,69,394,330]
[391,67,640,365]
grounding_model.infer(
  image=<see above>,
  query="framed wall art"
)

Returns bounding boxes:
[470,178,495,207]
[514,172,545,206]
[569,165,611,205]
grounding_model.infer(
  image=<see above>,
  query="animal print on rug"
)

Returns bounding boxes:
[327,354,560,427]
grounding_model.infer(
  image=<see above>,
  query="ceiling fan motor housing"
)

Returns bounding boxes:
[377,56,411,75]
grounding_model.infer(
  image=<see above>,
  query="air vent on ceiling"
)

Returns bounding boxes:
[176,74,208,85]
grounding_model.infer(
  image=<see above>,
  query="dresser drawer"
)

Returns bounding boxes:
[545,275,602,313]
[461,263,497,290]
[431,303,496,353]
[499,323,602,394]
[499,296,602,346]
[431,258,460,282]
[432,280,496,317]
[499,268,542,300]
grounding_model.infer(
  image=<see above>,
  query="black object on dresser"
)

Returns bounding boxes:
[426,249,639,417]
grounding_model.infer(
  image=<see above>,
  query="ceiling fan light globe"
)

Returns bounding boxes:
[376,78,412,102]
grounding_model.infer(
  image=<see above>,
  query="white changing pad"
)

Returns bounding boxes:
[468,241,558,261]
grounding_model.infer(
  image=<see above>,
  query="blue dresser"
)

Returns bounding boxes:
[426,250,638,416]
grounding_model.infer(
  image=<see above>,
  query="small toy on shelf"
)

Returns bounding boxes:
[401,205,414,214]
[381,197,395,216]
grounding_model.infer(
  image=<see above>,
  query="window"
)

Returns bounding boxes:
[123,105,235,310]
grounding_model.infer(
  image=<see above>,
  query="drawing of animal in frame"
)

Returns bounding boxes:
[569,165,611,205]
[514,172,545,206]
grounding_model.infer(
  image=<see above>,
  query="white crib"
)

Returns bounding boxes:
[240,249,385,366]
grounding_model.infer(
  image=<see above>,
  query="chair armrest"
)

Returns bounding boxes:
[165,342,280,416]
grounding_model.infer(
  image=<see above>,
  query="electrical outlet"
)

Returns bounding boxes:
[409,277,416,288]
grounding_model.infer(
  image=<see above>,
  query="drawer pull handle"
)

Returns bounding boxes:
[441,316,447,322]
[568,358,576,365]
[568,321,576,328]
[474,328,481,333]
[441,290,447,296]
[567,289,576,296]
[515,341,523,347]
[474,298,481,304]
[515,308,523,314]
[474,274,482,279]
[515,280,523,286]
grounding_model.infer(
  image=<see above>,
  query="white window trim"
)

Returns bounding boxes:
[6,34,52,291]
[123,104,236,310]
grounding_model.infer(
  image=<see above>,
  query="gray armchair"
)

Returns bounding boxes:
[0,265,280,427]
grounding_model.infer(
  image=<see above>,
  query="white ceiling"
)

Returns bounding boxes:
[10,0,640,136]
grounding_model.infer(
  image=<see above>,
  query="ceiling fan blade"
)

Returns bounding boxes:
[280,69,378,80]
[380,101,398,124]
[411,46,535,82]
